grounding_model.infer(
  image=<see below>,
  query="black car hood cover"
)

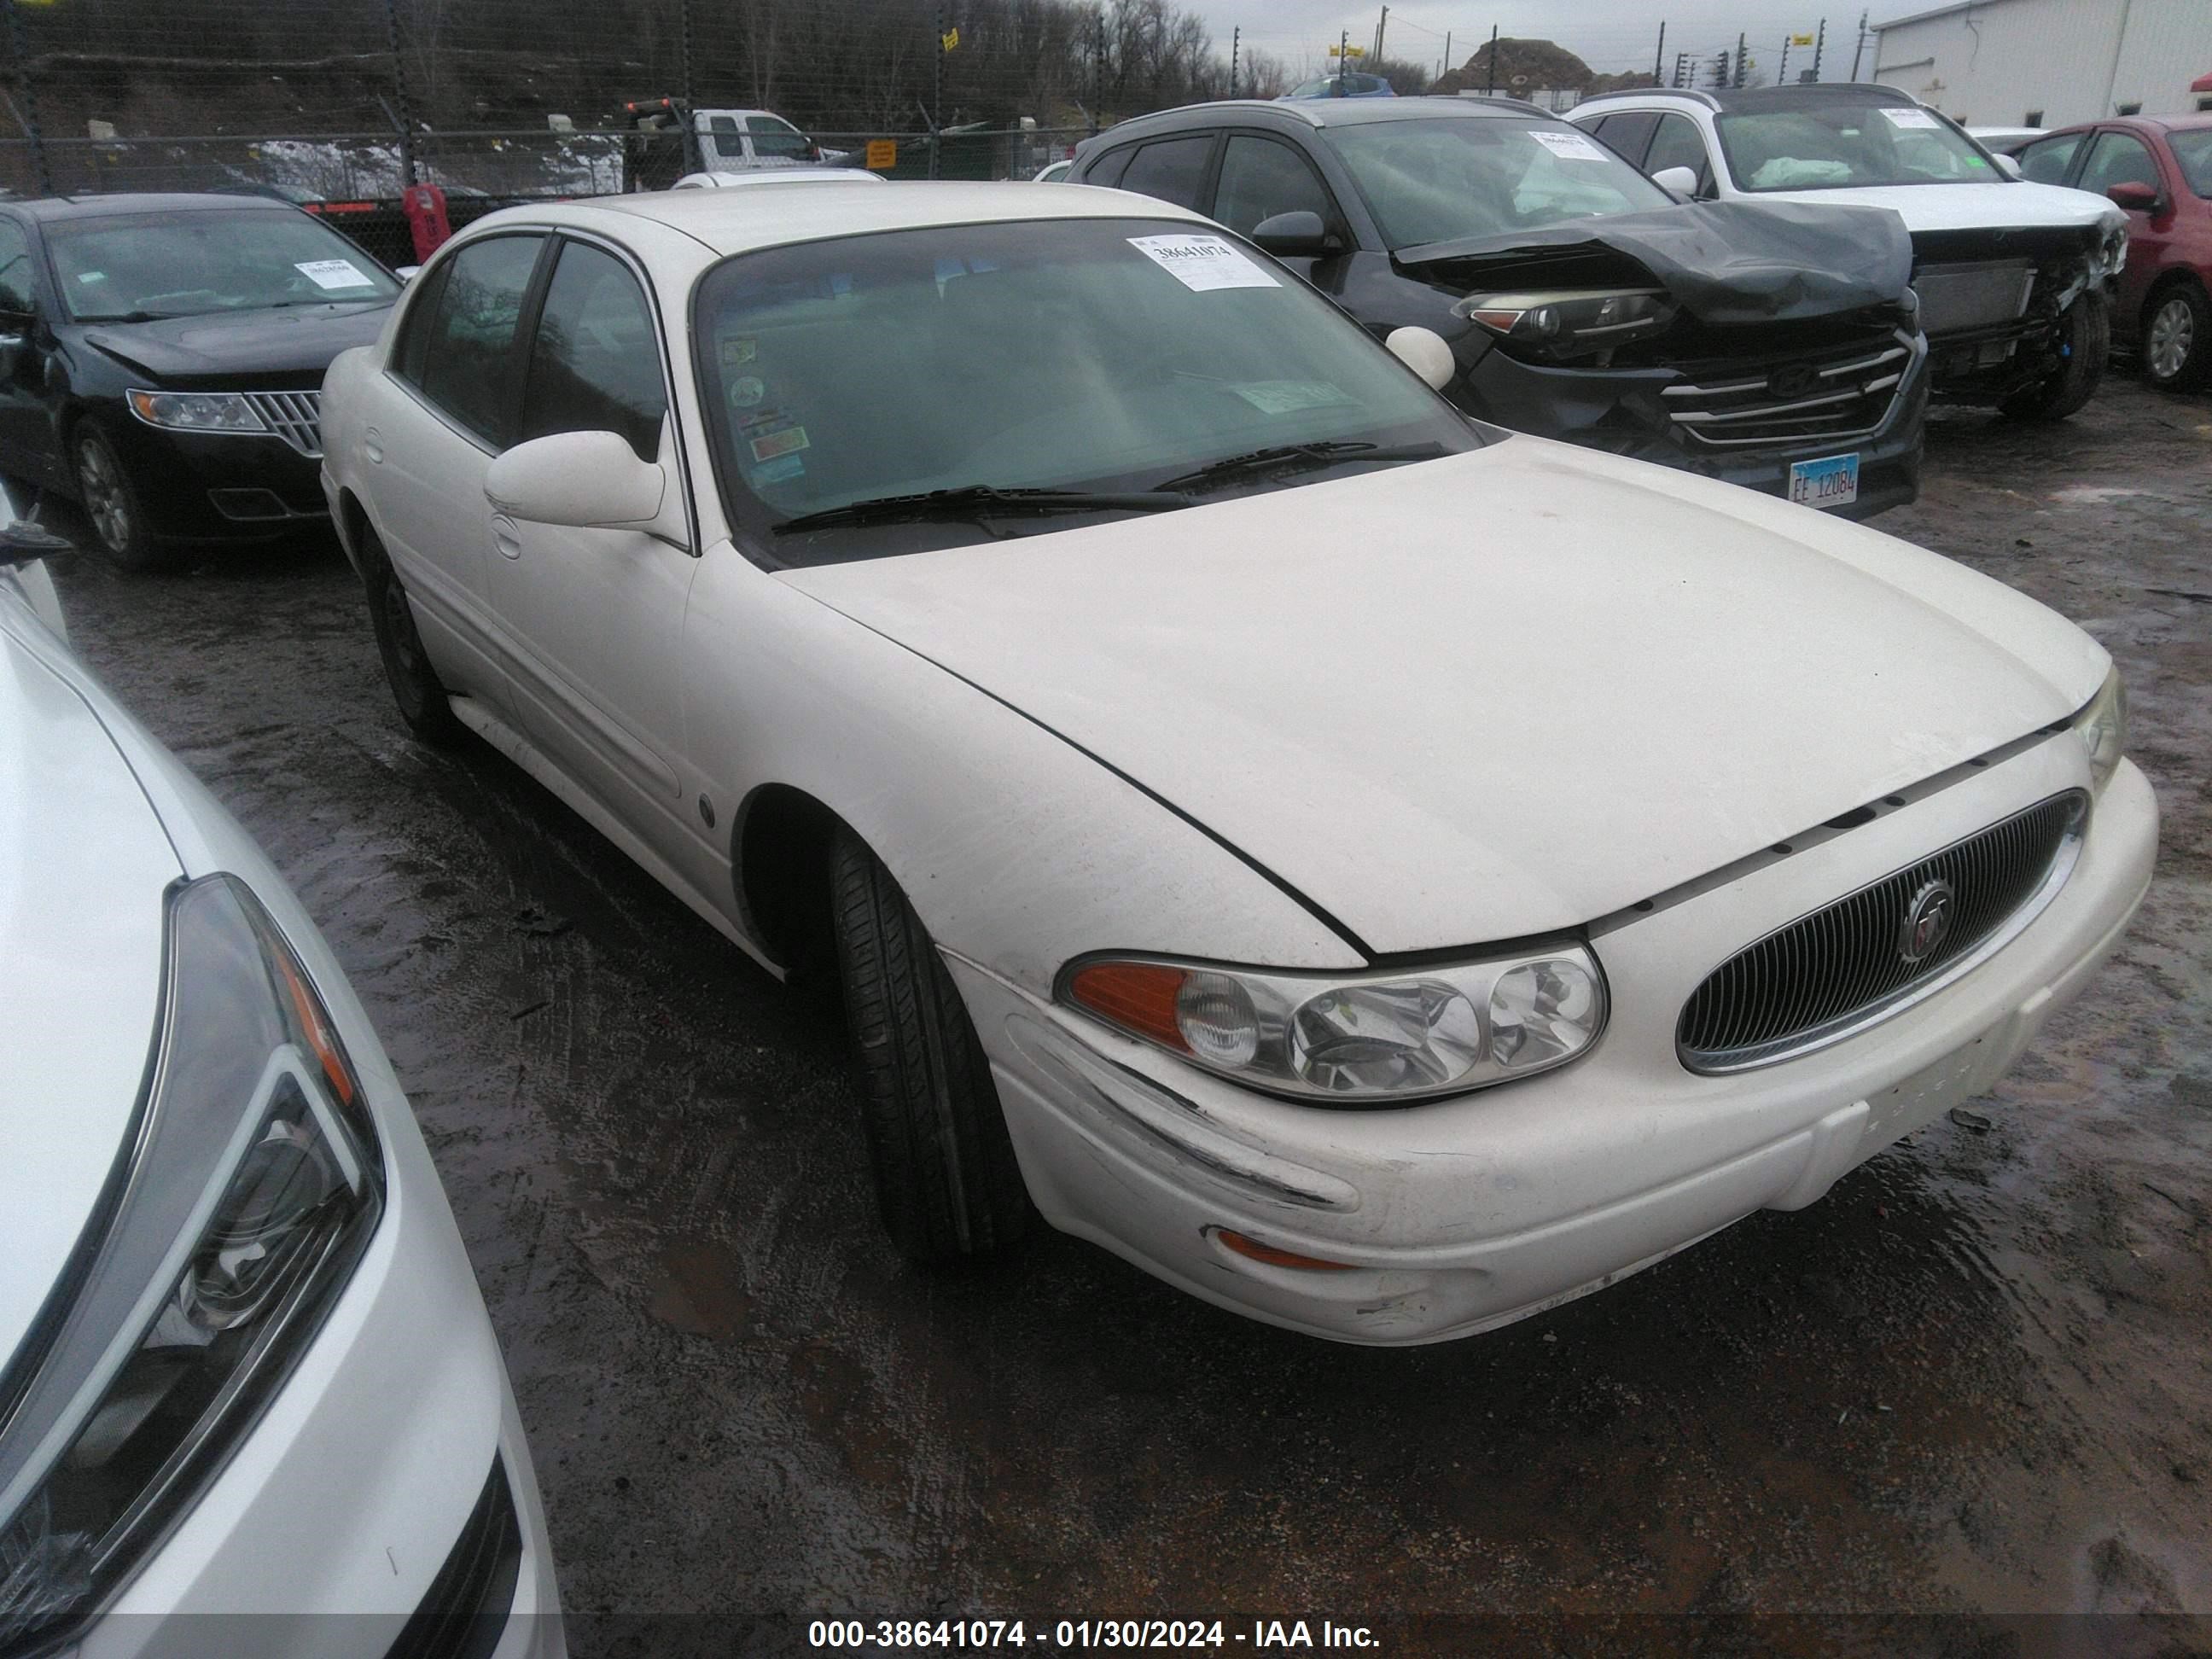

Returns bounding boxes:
[1394,201,1915,323]
[79,300,393,382]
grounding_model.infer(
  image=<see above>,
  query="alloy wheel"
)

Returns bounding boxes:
[2146,296,2194,382]
[77,439,131,551]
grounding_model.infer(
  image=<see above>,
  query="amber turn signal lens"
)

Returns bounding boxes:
[1214,1229,1358,1272]
[1067,961,1190,1051]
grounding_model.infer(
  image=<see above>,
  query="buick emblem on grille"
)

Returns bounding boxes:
[1898,879,1956,964]
[1766,362,1819,399]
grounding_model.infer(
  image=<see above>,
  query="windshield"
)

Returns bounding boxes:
[1287,73,1391,97]
[1715,102,2001,191]
[2172,129,2212,197]
[1326,119,1675,247]
[46,210,399,322]
[694,217,1479,563]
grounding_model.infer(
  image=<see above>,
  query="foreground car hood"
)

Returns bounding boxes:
[1743,179,2117,236]
[1395,200,1914,325]
[0,612,178,1375]
[783,439,2105,956]
[79,300,393,382]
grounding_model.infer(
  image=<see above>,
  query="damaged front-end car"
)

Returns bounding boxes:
[1911,212,2128,417]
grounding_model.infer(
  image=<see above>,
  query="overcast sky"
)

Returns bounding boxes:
[1205,0,1891,81]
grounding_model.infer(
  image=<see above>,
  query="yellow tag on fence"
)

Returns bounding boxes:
[865,138,897,170]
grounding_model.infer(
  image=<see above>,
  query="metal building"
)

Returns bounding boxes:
[1871,0,2212,126]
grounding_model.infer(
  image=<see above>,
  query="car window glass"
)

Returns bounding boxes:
[1714,101,1994,189]
[1212,136,1336,236]
[709,115,741,137]
[42,209,399,323]
[1116,137,1215,210]
[2170,129,2212,196]
[1643,114,1711,185]
[1327,119,1674,247]
[2079,131,2159,195]
[1590,111,1659,166]
[415,234,542,445]
[1084,145,1136,189]
[748,126,813,160]
[2015,131,2085,184]
[519,240,667,463]
[0,219,35,314]
[393,259,451,387]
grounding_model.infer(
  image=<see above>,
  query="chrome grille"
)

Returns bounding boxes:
[1662,330,1912,449]
[1678,792,2085,1074]
[243,390,323,458]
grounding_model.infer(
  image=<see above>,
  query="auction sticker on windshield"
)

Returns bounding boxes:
[1527,129,1611,162]
[1878,107,1942,130]
[1128,234,1279,292]
[1790,451,1860,511]
[294,259,373,289]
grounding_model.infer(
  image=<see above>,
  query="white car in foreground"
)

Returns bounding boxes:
[0,541,560,1650]
[319,180,2155,1346]
[1571,84,2126,418]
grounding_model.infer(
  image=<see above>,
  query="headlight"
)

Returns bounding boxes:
[0,876,382,1651]
[125,390,269,434]
[1452,288,1675,359]
[1061,946,1608,1103]
[2074,667,2128,792]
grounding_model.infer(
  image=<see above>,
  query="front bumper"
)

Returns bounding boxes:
[954,741,2156,1346]
[96,415,329,544]
[1456,332,1928,522]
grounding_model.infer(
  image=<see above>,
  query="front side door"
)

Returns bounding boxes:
[1643,112,1718,198]
[366,230,546,706]
[2076,128,2171,328]
[487,235,695,845]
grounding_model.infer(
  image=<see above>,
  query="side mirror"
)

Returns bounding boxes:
[0,519,75,568]
[1991,152,2023,179]
[1384,325,1457,392]
[1650,165,1700,198]
[2106,179,2159,213]
[1251,210,1336,258]
[485,430,666,528]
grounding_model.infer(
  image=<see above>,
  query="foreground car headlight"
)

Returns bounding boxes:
[0,876,381,1650]
[1452,288,1676,359]
[125,390,269,434]
[1062,946,1607,1103]
[2074,667,2128,792]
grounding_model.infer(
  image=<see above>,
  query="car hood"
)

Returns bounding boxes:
[1739,179,2120,236]
[1394,200,1915,324]
[78,300,393,383]
[782,438,2106,957]
[0,608,179,1378]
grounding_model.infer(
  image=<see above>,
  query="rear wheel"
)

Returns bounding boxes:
[830,828,1032,1262]
[2142,282,2210,392]
[358,523,463,746]
[2000,289,2110,421]
[73,428,186,573]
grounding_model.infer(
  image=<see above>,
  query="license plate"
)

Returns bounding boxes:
[1789,451,1860,510]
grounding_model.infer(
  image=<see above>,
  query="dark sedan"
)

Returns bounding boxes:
[0,193,400,572]
[2016,114,2212,391]
[1068,97,1930,520]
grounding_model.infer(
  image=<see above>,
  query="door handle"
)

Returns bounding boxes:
[491,513,522,560]
[363,425,384,464]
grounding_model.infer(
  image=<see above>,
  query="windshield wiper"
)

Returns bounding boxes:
[774,484,1192,534]
[1153,440,1443,495]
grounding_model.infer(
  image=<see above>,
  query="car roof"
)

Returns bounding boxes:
[2025,112,2212,137]
[479,179,1213,257]
[671,169,884,189]
[1575,82,1918,115]
[9,191,298,222]
[1087,94,1556,141]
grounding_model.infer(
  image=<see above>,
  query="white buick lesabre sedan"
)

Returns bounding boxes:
[0,544,561,1651]
[318,181,2156,1345]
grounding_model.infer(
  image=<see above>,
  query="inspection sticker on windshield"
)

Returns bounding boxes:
[1127,234,1278,292]
[1527,129,1610,162]
[1878,107,1942,130]
[294,258,370,289]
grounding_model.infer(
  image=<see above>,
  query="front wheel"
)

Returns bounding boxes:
[2142,282,2211,392]
[2000,289,2110,422]
[73,428,185,573]
[830,829,1033,1262]
[358,524,463,746]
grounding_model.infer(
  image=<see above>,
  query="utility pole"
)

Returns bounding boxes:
[1443,30,1452,78]
[1653,21,1666,85]
[1093,10,1104,130]
[1811,16,1827,80]
[1230,26,1238,98]
[931,3,944,178]
[1374,6,1388,65]
[1337,29,1348,95]
[679,0,695,107]
[1848,9,1867,79]
[1486,24,1498,95]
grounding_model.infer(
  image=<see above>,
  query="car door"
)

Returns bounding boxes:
[1204,131,1359,293]
[1643,112,1717,197]
[365,230,547,711]
[0,214,57,488]
[2076,128,2171,327]
[486,233,694,840]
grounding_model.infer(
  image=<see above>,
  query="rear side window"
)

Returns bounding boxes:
[393,260,451,387]
[2015,131,2084,185]
[519,239,667,463]
[410,234,544,445]
[1116,137,1216,210]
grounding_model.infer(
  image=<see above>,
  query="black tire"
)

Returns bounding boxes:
[2000,288,2110,421]
[830,828,1032,1262]
[2141,280,2212,392]
[358,523,463,746]
[72,427,187,573]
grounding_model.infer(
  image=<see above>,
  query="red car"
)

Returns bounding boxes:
[2016,114,2212,391]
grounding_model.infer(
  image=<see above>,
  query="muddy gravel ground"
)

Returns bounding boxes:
[36,377,2212,1656]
